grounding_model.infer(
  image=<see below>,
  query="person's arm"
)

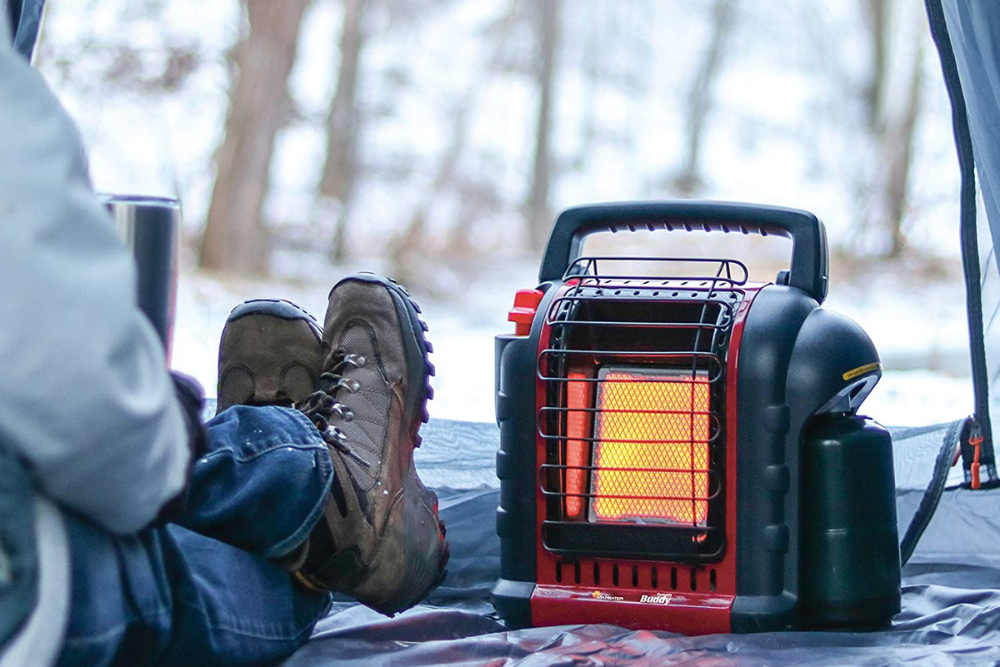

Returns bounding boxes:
[0,40,192,534]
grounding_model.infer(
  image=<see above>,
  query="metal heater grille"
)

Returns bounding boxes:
[537,257,744,562]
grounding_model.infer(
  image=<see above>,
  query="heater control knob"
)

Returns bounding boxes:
[508,289,544,336]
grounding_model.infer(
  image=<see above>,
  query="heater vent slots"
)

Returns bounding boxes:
[537,257,738,563]
[551,560,719,593]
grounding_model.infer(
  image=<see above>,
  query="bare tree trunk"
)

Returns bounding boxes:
[882,38,923,257]
[316,0,367,263]
[862,0,889,133]
[573,1,600,171]
[525,0,560,249]
[674,0,734,196]
[857,0,923,258]
[199,0,313,275]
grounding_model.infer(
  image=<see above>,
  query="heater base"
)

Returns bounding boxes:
[730,592,797,632]
[529,585,733,635]
[491,579,535,629]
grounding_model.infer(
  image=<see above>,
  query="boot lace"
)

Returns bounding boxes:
[295,351,371,469]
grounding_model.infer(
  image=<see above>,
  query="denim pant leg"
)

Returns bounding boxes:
[55,406,334,667]
[177,406,335,558]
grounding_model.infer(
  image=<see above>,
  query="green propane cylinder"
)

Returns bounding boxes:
[800,414,901,629]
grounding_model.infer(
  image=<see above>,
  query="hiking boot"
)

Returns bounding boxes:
[291,273,448,615]
[216,299,325,414]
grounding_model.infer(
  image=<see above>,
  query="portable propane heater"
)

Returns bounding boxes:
[493,202,901,634]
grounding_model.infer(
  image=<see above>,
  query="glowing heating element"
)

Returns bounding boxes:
[564,372,593,520]
[591,368,711,525]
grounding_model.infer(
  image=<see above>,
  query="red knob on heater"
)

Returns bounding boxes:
[509,289,544,336]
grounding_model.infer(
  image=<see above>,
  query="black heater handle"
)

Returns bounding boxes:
[538,201,829,303]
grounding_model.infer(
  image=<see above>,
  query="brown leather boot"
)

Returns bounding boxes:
[292,274,448,616]
[216,299,325,414]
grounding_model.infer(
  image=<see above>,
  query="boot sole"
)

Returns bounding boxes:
[226,298,324,336]
[327,273,434,433]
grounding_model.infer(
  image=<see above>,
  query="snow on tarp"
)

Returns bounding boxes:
[278,417,1000,667]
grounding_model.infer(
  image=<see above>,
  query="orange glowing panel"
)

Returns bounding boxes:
[564,371,593,520]
[591,368,711,525]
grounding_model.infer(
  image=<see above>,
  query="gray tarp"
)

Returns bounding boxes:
[277,418,1000,667]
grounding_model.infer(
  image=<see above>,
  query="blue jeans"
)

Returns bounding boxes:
[55,406,334,667]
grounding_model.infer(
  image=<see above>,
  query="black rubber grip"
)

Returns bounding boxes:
[538,201,829,303]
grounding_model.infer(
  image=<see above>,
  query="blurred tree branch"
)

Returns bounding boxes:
[387,0,525,284]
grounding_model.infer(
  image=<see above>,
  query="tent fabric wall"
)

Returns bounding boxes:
[894,420,965,563]
[929,0,1000,484]
[4,0,44,60]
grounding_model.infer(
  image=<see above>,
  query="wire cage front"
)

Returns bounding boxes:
[537,257,744,562]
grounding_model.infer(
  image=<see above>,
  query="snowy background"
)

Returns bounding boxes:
[30,0,973,427]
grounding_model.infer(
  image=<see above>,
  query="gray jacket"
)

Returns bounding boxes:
[0,9,192,666]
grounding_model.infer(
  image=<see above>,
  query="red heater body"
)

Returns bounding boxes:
[493,202,901,634]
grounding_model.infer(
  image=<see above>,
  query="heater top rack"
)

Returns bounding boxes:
[564,255,750,289]
[545,255,745,347]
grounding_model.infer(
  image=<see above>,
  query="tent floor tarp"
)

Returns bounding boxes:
[273,418,1000,667]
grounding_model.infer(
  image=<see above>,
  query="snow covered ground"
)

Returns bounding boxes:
[172,260,974,428]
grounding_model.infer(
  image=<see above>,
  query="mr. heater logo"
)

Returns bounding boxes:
[590,590,624,602]
[640,593,674,605]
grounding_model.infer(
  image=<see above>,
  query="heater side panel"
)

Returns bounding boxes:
[730,285,818,632]
[494,285,560,628]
